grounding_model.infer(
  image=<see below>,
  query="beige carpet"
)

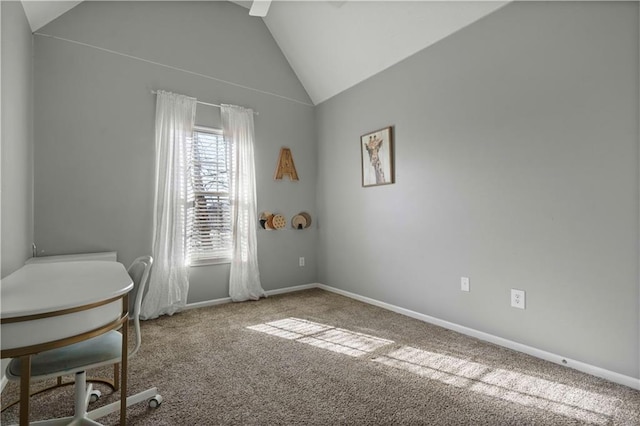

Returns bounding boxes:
[2,288,639,425]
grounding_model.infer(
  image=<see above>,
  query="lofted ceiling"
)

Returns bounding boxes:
[20,0,508,105]
[21,1,82,32]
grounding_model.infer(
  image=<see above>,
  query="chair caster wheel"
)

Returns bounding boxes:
[90,390,102,403]
[149,394,163,408]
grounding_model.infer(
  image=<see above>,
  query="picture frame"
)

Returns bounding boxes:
[361,126,394,187]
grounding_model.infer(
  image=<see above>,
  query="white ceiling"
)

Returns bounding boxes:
[21,1,82,33]
[20,0,508,105]
[262,1,507,104]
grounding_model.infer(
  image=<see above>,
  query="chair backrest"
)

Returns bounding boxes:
[127,255,153,358]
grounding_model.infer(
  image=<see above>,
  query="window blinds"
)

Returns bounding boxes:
[187,128,233,264]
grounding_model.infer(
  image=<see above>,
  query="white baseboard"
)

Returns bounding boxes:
[316,283,640,391]
[183,283,318,311]
[265,283,317,296]
[184,296,232,311]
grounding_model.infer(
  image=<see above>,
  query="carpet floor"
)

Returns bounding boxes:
[2,288,639,425]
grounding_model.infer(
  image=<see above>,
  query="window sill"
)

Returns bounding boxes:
[189,258,232,267]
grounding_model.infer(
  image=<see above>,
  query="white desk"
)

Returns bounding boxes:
[24,252,118,265]
[1,261,133,425]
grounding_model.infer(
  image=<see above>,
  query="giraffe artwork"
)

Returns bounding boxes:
[365,135,386,183]
[361,126,394,187]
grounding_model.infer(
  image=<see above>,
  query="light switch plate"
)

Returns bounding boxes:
[461,277,470,292]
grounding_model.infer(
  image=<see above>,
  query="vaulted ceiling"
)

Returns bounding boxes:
[21,1,82,33]
[20,0,508,105]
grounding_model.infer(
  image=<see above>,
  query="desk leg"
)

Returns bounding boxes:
[19,354,31,426]
[114,363,120,390]
[120,296,129,425]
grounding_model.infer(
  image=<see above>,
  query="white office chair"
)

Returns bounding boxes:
[3,256,162,425]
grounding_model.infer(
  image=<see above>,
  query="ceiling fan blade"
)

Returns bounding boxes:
[249,0,272,17]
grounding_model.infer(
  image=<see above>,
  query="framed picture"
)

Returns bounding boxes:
[361,126,394,187]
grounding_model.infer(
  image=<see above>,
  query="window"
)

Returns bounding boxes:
[187,127,233,265]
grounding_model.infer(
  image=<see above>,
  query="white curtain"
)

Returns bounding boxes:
[140,91,196,320]
[222,104,266,302]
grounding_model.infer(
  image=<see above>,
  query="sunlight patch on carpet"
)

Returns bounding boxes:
[248,318,621,424]
[247,318,393,357]
[373,346,620,425]
[247,318,332,340]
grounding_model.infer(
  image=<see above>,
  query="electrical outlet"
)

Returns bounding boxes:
[461,277,470,292]
[299,257,305,267]
[511,289,525,309]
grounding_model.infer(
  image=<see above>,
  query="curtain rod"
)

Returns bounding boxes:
[151,90,258,115]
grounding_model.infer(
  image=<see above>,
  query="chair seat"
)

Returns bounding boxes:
[8,331,122,379]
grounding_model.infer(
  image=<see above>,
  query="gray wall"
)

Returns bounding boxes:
[22,0,640,379]
[316,1,639,378]
[33,1,317,302]
[1,1,34,278]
